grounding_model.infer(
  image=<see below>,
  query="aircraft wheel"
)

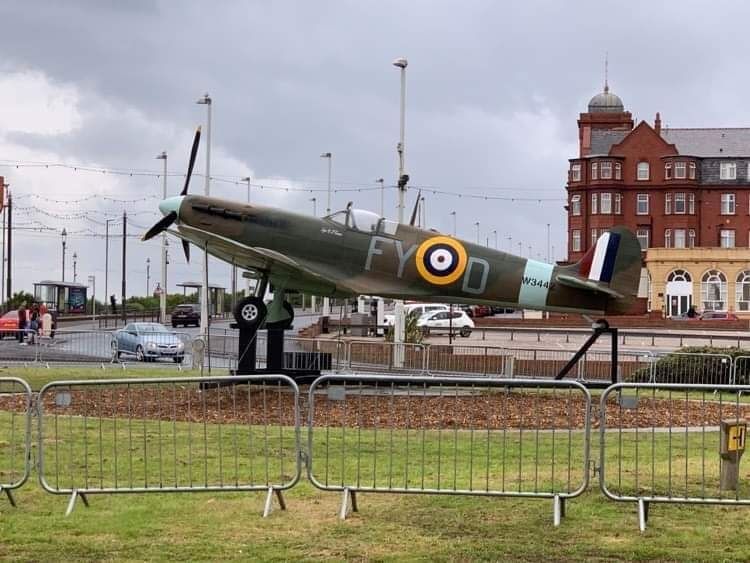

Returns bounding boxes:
[266,301,295,330]
[234,296,267,330]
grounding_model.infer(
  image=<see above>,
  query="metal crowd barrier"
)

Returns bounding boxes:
[37,374,300,516]
[0,377,32,506]
[649,352,733,385]
[425,344,513,377]
[600,383,750,531]
[347,341,427,374]
[307,374,591,525]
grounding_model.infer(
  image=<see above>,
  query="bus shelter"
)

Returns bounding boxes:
[33,280,88,314]
[176,282,225,317]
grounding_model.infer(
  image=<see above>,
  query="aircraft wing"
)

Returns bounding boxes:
[168,224,348,294]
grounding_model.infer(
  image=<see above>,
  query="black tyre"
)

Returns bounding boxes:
[266,301,295,330]
[460,326,472,338]
[233,296,267,330]
[173,356,184,364]
[135,345,145,362]
[111,341,121,360]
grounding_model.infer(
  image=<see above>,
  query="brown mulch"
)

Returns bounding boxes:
[2,385,749,430]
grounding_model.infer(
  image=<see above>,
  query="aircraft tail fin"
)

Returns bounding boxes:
[556,226,642,313]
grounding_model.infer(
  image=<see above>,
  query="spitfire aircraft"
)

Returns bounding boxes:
[143,128,642,330]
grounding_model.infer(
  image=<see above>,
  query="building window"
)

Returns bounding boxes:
[591,162,598,180]
[721,192,736,215]
[675,162,687,179]
[664,193,672,215]
[664,229,672,248]
[689,162,696,180]
[636,193,649,215]
[720,162,737,180]
[591,228,598,246]
[674,229,686,249]
[688,193,695,214]
[720,229,735,248]
[674,192,686,214]
[689,229,696,248]
[665,162,672,180]
[737,271,750,312]
[600,161,612,179]
[637,161,650,180]
[591,193,598,214]
[615,162,622,180]
[701,269,727,311]
[570,194,581,216]
[614,193,622,214]
[572,230,581,252]
[636,228,650,249]
[600,193,612,214]
[570,164,581,182]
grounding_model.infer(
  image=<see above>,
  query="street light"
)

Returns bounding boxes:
[376,178,385,217]
[61,228,67,281]
[241,176,251,203]
[474,222,480,244]
[310,197,317,217]
[156,151,168,323]
[450,211,456,236]
[196,93,212,336]
[104,218,114,314]
[88,274,96,322]
[507,235,512,252]
[393,57,408,224]
[146,257,151,296]
[492,230,498,250]
[72,252,78,282]
[320,153,332,215]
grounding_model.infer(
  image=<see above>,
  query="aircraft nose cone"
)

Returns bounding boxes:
[159,196,184,218]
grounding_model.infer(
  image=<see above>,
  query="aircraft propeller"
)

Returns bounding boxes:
[141,126,202,262]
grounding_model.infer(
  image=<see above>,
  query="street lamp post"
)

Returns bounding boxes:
[241,176,251,204]
[450,211,456,236]
[320,153,332,215]
[88,274,96,323]
[72,252,78,282]
[376,178,385,217]
[156,151,168,323]
[492,230,498,250]
[61,228,67,282]
[196,93,212,336]
[474,222,480,244]
[393,57,408,224]
[507,235,512,252]
[546,223,551,263]
[310,197,317,217]
[518,241,522,255]
[104,218,113,314]
[146,258,151,296]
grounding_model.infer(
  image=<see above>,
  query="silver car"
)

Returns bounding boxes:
[112,322,186,363]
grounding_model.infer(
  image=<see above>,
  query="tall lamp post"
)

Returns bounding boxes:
[450,211,456,236]
[61,228,67,282]
[310,197,317,216]
[146,258,151,296]
[376,178,385,217]
[320,152,332,215]
[241,176,251,204]
[492,229,498,250]
[196,93,212,335]
[88,274,96,323]
[156,151,168,323]
[474,222,480,244]
[72,252,78,282]
[393,57,408,224]
[104,218,114,313]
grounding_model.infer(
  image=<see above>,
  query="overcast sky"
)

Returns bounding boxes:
[0,0,748,301]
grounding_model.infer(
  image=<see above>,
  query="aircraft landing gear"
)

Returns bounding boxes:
[233,296,267,330]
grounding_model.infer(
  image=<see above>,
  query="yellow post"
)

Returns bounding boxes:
[720,419,747,490]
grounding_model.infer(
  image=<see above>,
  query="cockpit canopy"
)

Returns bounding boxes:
[325,206,398,235]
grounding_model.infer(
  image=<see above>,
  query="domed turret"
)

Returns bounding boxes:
[588,85,624,113]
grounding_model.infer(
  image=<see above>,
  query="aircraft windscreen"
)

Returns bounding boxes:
[349,209,381,232]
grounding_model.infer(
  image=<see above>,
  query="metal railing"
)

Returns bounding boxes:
[649,352,733,385]
[37,374,301,516]
[600,383,750,531]
[347,341,428,374]
[307,374,591,525]
[0,377,32,506]
[425,344,514,377]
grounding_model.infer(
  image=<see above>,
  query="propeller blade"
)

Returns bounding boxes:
[409,189,422,226]
[180,126,201,196]
[182,239,190,263]
[141,211,177,241]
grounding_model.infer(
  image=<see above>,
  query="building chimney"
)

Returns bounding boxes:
[655,112,662,135]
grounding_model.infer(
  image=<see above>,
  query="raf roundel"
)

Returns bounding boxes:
[415,236,468,285]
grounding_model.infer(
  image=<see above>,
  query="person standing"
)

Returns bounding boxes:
[17,302,27,344]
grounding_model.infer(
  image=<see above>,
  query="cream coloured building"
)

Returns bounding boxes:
[645,248,750,317]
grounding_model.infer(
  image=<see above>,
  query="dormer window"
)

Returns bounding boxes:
[720,162,736,180]
[637,161,650,181]
[600,161,612,179]
[675,162,686,179]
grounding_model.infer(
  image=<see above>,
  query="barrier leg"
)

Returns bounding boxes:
[1,486,16,507]
[339,487,358,520]
[262,487,286,517]
[638,499,649,532]
[553,494,565,527]
[65,490,89,517]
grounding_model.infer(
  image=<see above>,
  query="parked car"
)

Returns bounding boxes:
[171,303,201,327]
[112,322,186,363]
[384,303,449,326]
[0,310,21,337]
[699,311,739,321]
[417,310,474,337]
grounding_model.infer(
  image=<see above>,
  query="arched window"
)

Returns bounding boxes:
[736,271,750,311]
[668,269,692,283]
[637,161,650,181]
[701,270,727,311]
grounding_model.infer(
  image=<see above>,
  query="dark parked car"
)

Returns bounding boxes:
[171,304,200,327]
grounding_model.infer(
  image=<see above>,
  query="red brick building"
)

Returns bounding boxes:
[566,84,750,317]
